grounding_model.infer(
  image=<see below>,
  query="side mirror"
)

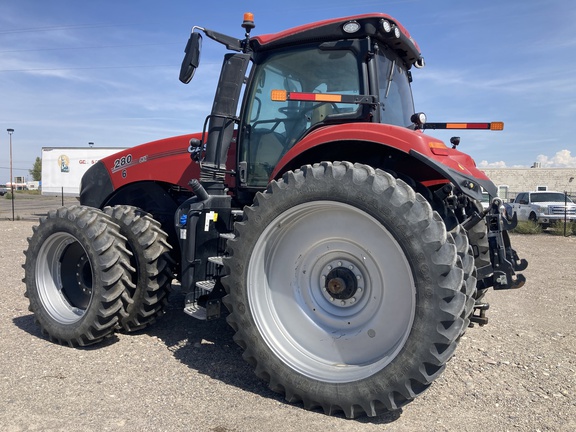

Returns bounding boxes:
[179,32,202,84]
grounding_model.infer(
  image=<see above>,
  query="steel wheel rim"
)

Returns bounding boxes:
[248,201,416,382]
[35,232,93,324]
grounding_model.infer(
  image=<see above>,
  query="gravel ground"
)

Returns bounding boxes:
[1,219,574,432]
[0,195,78,221]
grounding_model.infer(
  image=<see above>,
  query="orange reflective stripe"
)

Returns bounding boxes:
[313,94,342,102]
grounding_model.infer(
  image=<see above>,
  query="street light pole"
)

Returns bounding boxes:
[7,128,14,221]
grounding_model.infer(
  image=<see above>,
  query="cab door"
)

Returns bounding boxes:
[237,45,363,188]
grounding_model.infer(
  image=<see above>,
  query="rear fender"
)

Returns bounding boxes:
[270,123,496,202]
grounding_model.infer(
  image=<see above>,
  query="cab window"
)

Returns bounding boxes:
[377,48,414,127]
[240,47,361,187]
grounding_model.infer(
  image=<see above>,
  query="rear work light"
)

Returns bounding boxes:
[380,19,400,38]
[343,20,361,34]
[381,19,392,33]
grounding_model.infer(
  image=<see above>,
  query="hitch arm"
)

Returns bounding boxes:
[485,199,527,290]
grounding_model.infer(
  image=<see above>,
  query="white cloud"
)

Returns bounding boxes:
[478,160,508,168]
[536,149,576,168]
[479,149,576,169]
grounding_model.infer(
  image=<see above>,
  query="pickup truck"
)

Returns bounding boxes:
[510,191,576,227]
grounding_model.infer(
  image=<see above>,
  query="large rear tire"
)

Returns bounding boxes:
[103,205,174,332]
[23,205,132,346]
[222,162,468,418]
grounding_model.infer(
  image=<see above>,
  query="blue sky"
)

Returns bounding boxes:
[1,0,574,183]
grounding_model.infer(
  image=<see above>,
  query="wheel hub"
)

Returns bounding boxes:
[325,267,357,299]
[76,255,93,296]
[60,242,93,310]
[320,259,364,307]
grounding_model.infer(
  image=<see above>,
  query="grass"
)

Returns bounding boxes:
[3,190,41,199]
[547,220,576,236]
[510,219,575,236]
[16,189,41,195]
[510,220,542,234]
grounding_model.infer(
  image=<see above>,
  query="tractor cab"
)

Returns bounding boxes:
[180,13,424,190]
[238,37,415,187]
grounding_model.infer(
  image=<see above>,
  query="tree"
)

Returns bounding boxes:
[29,157,42,181]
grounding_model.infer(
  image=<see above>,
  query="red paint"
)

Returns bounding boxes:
[98,133,236,191]
[271,123,490,181]
[253,13,420,53]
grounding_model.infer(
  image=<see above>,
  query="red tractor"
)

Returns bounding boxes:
[24,13,527,418]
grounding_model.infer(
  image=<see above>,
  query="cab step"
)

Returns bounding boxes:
[183,299,221,321]
[208,256,224,266]
[184,301,207,320]
[195,280,216,292]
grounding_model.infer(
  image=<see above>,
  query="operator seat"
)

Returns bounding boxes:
[311,102,335,125]
[250,129,286,183]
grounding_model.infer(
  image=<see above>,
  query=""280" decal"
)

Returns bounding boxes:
[113,154,133,169]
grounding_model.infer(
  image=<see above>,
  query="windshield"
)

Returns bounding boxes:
[531,192,573,203]
[377,47,414,127]
[240,46,361,187]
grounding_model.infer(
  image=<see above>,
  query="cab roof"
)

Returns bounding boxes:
[249,13,423,68]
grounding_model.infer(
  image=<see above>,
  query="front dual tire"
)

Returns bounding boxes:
[24,205,173,346]
[24,206,132,346]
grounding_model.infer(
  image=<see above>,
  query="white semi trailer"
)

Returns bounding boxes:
[41,147,125,196]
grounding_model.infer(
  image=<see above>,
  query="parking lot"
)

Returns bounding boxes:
[0,193,78,221]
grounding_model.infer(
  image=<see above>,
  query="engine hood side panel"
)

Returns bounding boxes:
[80,134,202,208]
